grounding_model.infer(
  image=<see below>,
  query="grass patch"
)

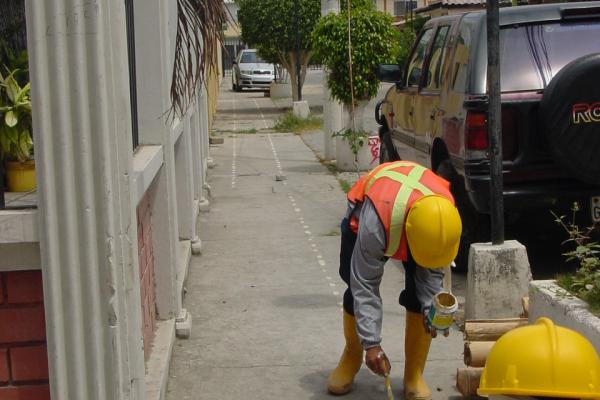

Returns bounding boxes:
[338,179,351,193]
[232,128,258,135]
[212,128,259,135]
[557,274,600,315]
[274,111,322,134]
[323,161,338,175]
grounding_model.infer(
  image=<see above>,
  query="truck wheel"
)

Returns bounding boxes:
[379,127,400,164]
[375,99,386,125]
[435,160,489,272]
[380,142,391,164]
[540,53,600,184]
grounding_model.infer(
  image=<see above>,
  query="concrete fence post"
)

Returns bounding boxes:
[25,0,145,398]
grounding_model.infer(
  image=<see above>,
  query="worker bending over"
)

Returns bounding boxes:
[327,160,462,399]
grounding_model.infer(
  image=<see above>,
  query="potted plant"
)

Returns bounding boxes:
[0,67,34,192]
[312,0,399,171]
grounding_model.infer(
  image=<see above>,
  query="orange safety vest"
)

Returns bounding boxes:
[347,161,454,261]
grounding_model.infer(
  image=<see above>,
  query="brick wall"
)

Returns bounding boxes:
[0,270,50,399]
[137,193,157,361]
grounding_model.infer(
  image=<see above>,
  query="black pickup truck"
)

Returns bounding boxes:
[375,2,600,269]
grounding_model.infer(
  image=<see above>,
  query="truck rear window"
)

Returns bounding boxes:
[500,21,600,92]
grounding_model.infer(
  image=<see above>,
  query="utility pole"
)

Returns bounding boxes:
[466,1,530,323]
[294,0,302,101]
[487,0,504,244]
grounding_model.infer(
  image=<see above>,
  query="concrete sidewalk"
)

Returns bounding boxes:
[165,80,465,400]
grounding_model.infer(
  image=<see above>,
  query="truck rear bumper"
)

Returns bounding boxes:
[467,176,600,222]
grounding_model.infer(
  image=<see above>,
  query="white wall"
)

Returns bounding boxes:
[24,0,212,397]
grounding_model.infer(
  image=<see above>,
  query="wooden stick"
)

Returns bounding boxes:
[464,318,528,341]
[443,265,452,293]
[456,367,484,397]
[464,341,495,367]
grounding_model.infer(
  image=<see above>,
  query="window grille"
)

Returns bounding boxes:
[125,0,140,150]
[394,0,417,16]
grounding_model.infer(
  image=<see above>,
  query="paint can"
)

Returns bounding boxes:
[427,292,458,330]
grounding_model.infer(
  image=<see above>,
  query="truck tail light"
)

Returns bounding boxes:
[466,111,488,150]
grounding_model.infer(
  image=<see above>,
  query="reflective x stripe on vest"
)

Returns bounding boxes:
[365,162,433,257]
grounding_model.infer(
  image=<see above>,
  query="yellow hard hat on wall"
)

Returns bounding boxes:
[478,317,600,399]
[405,195,462,268]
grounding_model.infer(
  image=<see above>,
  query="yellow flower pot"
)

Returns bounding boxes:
[5,160,36,192]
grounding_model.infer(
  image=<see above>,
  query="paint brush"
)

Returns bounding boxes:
[385,375,394,400]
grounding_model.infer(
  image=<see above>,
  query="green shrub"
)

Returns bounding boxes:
[553,203,600,313]
[312,5,399,106]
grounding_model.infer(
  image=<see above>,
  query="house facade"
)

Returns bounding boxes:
[414,0,485,19]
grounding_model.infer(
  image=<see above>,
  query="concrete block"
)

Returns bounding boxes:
[293,101,310,119]
[335,135,380,172]
[529,280,600,354]
[203,183,212,199]
[0,209,39,244]
[175,309,192,339]
[209,137,224,145]
[0,243,41,271]
[191,237,202,256]
[199,197,210,213]
[465,240,532,320]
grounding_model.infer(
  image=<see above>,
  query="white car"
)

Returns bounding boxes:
[232,49,275,91]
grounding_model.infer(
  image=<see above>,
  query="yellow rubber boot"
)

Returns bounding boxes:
[327,311,363,395]
[404,311,433,400]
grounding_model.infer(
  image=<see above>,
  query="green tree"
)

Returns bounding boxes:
[398,16,429,66]
[340,0,374,10]
[169,0,228,118]
[397,27,416,67]
[312,4,399,132]
[236,0,321,101]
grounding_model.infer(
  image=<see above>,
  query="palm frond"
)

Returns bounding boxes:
[169,0,228,120]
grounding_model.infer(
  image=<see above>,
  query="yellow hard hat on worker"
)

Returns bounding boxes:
[405,195,462,269]
[479,317,600,399]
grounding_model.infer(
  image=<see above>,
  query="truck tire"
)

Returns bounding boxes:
[540,53,600,184]
[378,126,400,164]
[375,99,386,126]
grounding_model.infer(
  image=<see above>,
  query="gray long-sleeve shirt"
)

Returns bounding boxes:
[349,198,445,349]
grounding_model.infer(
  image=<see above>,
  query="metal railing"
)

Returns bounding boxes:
[125,0,139,150]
